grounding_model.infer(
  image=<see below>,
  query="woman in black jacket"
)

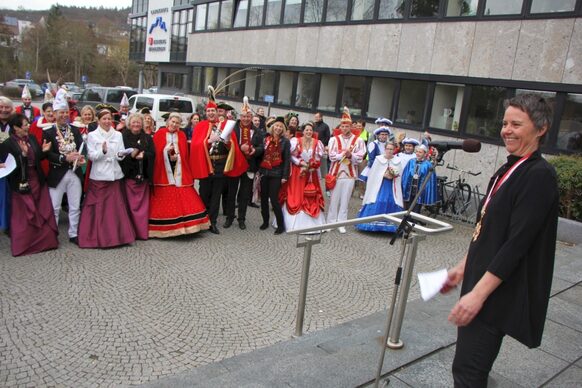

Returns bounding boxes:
[257,116,290,235]
[0,114,58,256]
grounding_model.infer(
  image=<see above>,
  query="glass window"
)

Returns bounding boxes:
[216,68,229,96]
[303,0,323,23]
[317,74,339,112]
[245,69,258,100]
[351,0,375,20]
[341,76,365,116]
[278,72,294,105]
[195,4,207,31]
[226,68,244,98]
[265,0,282,25]
[207,2,220,29]
[220,0,234,28]
[283,0,302,24]
[249,0,265,26]
[429,83,465,131]
[259,70,275,102]
[530,0,576,13]
[484,0,523,15]
[395,80,428,126]
[378,0,405,19]
[557,93,582,152]
[465,86,507,138]
[204,67,216,91]
[192,67,203,94]
[296,73,317,109]
[367,78,396,119]
[446,0,478,16]
[325,0,348,22]
[234,0,249,27]
[410,0,439,17]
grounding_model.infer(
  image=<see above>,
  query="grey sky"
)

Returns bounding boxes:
[2,0,132,11]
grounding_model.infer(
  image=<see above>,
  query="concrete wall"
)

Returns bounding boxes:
[187,18,582,84]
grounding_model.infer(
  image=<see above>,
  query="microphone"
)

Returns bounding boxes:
[428,139,481,153]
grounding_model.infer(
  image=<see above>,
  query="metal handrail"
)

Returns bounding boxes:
[287,211,453,236]
[289,211,453,338]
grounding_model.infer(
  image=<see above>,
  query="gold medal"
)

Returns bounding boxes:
[472,209,485,242]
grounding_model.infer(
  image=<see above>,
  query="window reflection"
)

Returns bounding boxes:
[378,0,405,19]
[233,0,249,27]
[245,70,258,100]
[192,67,203,95]
[317,74,339,112]
[557,94,582,152]
[341,76,365,116]
[249,0,265,26]
[304,0,323,23]
[351,0,375,20]
[446,0,478,16]
[278,72,294,105]
[410,0,439,17]
[265,0,282,25]
[207,2,220,29]
[396,80,428,126]
[530,0,576,13]
[220,0,234,28]
[259,70,275,102]
[296,73,316,109]
[484,0,523,15]
[430,83,465,131]
[367,78,396,118]
[466,86,507,138]
[284,0,302,24]
[325,0,348,22]
[195,4,207,31]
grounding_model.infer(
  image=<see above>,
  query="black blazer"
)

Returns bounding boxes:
[42,125,84,188]
[120,131,155,181]
[0,136,47,191]
[234,121,265,173]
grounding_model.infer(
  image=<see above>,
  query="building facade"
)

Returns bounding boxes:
[129,0,581,183]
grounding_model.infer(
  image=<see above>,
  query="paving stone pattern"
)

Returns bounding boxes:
[0,196,472,387]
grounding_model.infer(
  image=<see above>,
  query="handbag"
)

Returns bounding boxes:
[304,175,318,198]
[325,173,336,191]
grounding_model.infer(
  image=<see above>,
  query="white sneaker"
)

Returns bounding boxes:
[338,226,346,234]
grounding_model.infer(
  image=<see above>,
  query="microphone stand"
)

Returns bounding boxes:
[374,150,444,388]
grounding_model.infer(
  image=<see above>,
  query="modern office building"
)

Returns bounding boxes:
[129,0,582,163]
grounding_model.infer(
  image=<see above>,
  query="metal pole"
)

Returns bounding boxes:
[295,237,317,337]
[387,234,424,349]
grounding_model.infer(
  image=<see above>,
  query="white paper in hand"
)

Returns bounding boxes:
[0,154,17,179]
[418,268,448,301]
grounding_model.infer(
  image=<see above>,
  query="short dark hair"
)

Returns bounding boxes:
[504,94,553,143]
[8,113,29,134]
[42,102,53,111]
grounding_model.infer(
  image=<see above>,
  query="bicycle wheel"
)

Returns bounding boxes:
[451,183,472,215]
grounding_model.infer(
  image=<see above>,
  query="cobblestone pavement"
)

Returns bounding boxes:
[0,195,473,387]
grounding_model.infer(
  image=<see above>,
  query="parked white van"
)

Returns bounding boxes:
[127,94,195,129]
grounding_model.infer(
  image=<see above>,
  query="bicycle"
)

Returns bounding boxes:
[425,164,481,218]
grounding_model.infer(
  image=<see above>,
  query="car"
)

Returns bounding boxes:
[41,82,58,94]
[63,82,81,93]
[28,83,43,97]
[127,93,195,128]
[4,79,42,97]
[70,92,82,102]
[78,86,138,110]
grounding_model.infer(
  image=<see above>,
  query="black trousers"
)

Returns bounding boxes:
[199,176,227,226]
[224,176,239,221]
[452,318,504,388]
[237,172,253,222]
[260,175,284,230]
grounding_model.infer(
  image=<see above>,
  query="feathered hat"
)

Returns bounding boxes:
[206,85,218,110]
[21,84,32,99]
[120,93,129,107]
[340,106,352,124]
[240,96,251,114]
[52,87,69,111]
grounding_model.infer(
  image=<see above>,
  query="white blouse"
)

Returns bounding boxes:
[87,127,126,181]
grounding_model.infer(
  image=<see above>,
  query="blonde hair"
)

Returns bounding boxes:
[127,113,144,127]
[80,105,96,121]
[166,112,182,125]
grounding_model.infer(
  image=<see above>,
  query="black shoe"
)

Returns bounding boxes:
[238,221,246,230]
[248,202,259,208]
[209,225,220,234]
[223,218,233,228]
[274,228,284,235]
[69,237,79,245]
[259,223,269,230]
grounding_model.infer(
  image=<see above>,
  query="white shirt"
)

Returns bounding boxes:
[87,127,126,181]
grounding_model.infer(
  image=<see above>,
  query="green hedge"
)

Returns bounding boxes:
[549,154,582,222]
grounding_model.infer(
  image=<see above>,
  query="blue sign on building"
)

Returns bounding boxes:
[25,71,31,80]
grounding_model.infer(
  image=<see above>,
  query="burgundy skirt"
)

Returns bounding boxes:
[123,179,150,240]
[10,167,59,256]
[78,179,136,248]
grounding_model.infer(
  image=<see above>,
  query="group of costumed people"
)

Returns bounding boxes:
[0,81,438,257]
